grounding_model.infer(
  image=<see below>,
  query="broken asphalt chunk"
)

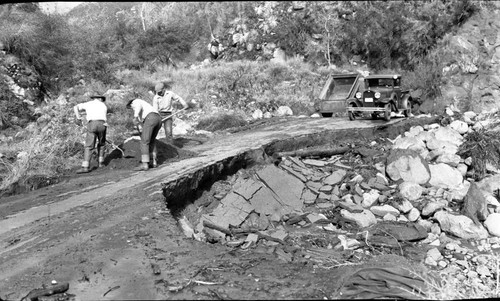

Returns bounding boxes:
[280,164,307,182]
[302,158,327,167]
[21,282,70,301]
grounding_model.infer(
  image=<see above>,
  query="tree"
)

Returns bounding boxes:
[1,5,74,96]
[136,24,191,65]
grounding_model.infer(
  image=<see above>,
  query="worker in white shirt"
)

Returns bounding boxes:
[152,80,188,143]
[73,94,108,174]
[126,96,162,171]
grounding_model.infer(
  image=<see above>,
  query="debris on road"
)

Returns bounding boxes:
[151,263,162,275]
[102,285,120,297]
[21,282,69,301]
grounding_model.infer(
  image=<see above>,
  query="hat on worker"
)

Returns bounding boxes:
[163,78,174,89]
[154,82,164,93]
[90,93,106,101]
[125,91,138,107]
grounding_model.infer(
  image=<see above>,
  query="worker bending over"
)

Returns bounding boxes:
[126,95,162,171]
[73,94,108,174]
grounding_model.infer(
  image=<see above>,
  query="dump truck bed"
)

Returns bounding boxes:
[318,73,363,117]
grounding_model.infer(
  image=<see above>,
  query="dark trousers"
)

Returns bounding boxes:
[159,111,173,140]
[140,112,161,163]
[83,120,106,167]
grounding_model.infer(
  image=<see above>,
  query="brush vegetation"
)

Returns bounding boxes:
[458,125,500,181]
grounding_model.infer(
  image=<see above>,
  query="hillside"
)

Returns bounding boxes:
[1,1,494,121]
[438,2,500,113]
[1,1,500,194]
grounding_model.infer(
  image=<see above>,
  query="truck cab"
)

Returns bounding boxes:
[347,74,413,121]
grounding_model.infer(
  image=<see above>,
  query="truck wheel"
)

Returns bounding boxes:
[348,110,355,121]
[383,104,391,121]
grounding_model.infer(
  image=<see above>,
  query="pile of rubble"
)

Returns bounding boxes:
[180,110,500,293]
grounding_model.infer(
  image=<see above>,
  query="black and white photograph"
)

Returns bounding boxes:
[1,1,500,299]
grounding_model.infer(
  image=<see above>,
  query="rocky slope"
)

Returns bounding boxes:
[179,108,500,297]
[440,2,500,113]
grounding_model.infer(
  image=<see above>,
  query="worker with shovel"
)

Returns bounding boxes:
[126,94,162,171]
[73,94,108,174]
[152,79,189,143]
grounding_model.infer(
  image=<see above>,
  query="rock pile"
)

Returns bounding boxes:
[181,110,500,291]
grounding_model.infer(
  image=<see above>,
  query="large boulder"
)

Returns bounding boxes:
[484,213,500,237]
[399,182,423,201]
[476,174,500,207]
[385,149,430,184]
[477,174,500,195]
[415,130,435,143]
[252,109,263,120]
[392,136,427,153]
[432,126,463,146]
[449,120,469,134]
[434,153,461,167]
[434,211,489,239]
[428,163,463,189]
[426,138,459,154]
[340,209,377,228]
[275,106,293,117]
[462,182,489,225]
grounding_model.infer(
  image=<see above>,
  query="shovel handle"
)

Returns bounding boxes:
[161,108,187,123]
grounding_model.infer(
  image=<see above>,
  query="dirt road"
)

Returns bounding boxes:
[0,116,434,300]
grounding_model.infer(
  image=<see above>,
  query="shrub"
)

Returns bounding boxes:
[458,129,500,181]
[0,103,82,194]
[0,81,34,129]
[1,11,75,95]
[136,23,192,65]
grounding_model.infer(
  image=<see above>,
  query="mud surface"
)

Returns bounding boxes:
[0,116,438,300]
[96,137,200,171]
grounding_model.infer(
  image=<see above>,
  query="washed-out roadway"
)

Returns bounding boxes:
[0,116,436,300]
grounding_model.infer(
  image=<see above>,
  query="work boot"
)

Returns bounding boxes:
[134,162,149,171]
[152,160,158,168]
[76,167,90,174]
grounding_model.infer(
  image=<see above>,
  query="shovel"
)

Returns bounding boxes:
[78,121,125,157]
[161,108,187,122]
[106,138,125,157]
[132,108,187,136]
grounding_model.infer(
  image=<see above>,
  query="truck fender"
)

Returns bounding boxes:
[401,94,412,109]
[346,98,359,107]
[389,93,399,111]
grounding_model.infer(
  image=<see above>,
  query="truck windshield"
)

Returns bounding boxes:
[366,78,400,88]
[326,77,357,100]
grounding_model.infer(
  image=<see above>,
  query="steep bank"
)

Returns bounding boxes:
[440,2,500,113]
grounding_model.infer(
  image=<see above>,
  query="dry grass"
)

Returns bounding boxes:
[0,103,83,194]
[0,131,59,192]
